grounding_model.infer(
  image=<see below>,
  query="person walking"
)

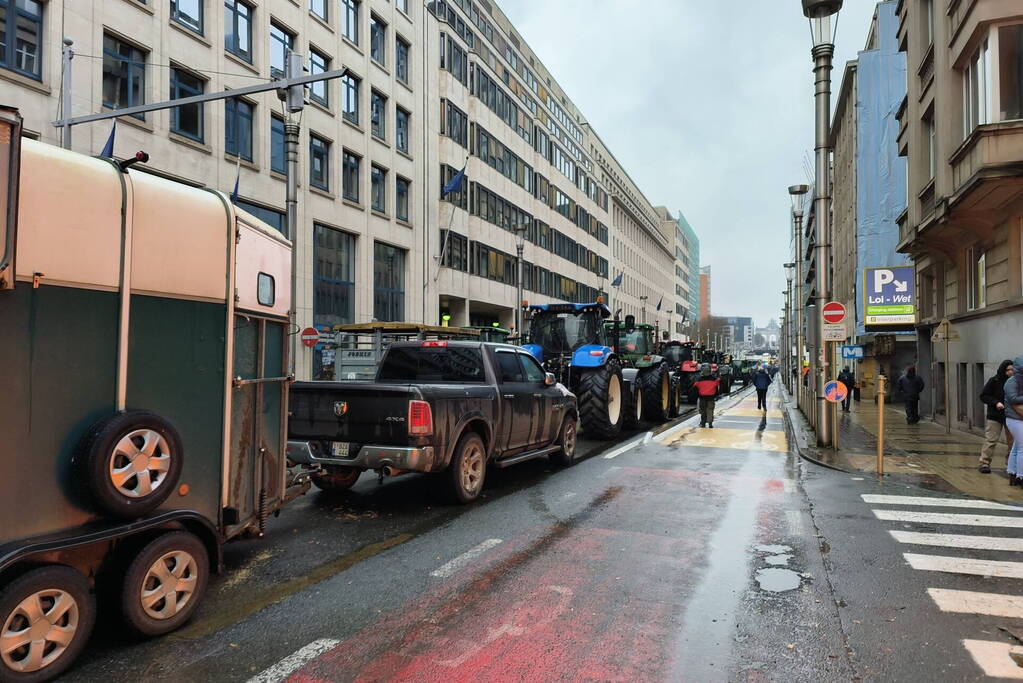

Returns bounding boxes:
[979,360,1015,474]
[753,366,772,411]
[838,367,855,412]
[897,365,925,424]
[694,364,720,429]
[1004,356,1023,485]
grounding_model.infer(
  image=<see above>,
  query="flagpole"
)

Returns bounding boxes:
[434,201,458,282]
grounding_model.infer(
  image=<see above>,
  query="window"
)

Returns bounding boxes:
[378,346,484,383]
[440,164,467,209]
[224,0,252,62]
[396,37,409,83]
[924,113,936,180]
[309,49,329,106]
[440,34,467,85]
[257,273,275,306]
[371,90,386,139]
[236,199,284,233]
[1,0,42,79]
[171,0,203,34]
[370,15,386,65]
[922,0,934,47]
[439,230,468,271]
[342,151,360,202]
[519,353,546,383]
[342,0,359,44]
[374,242,405,322]
[495,351,523,383]
[314,224,355,328]
[270,116,286,174]
[968,246,986,310]
[309,0,327,22]
[102,35,146,117]
[396,177,409,222]
[342,74,360,124]
[371,165,386,212]
[396,0,408,14]
[441,100,467,147]
[999,25,1023,122]
[964,39,990,135]
[396,107,409,153]
[225,98,254,161]
[170,67,205,141]
[270,22,293,80]
[309,134,330,191]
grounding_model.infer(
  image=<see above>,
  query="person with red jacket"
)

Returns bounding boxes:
[694,364,720,428]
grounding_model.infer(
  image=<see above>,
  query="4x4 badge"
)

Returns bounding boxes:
[333,401,348,417]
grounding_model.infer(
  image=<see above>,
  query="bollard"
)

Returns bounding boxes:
[877,375,886,475]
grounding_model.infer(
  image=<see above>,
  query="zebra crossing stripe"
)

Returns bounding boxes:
[889,530,1023,552]
[862,494,1023,511]
[963,640,1023,679]
[928,588,1023,619]
[904,553,1023,579]
[873,510,1023,528]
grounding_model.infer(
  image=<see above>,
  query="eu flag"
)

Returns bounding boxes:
[442,164,466,196]
[100,121,116,158]
[611,272,623,288]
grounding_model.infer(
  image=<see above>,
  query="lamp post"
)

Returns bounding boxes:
[789,184,809,415]
[783,263,795,391]
[514,221,527,337]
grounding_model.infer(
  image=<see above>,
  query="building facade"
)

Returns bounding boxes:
[671,209,701,338]
[699,265,712,324]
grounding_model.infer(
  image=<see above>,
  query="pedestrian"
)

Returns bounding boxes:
[897,364,925,424]
[838,367,855,412]
[753,366,772,411]
[1003,356,1023,485]
[694,364,720,429]
[979,359,1015,475]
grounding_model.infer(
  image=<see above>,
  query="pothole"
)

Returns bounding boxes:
[765,554,792,566]
[755,567,801,592]
[754,544,791,554]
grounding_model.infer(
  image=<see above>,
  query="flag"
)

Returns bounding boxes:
[656,297,663,312]
[230,157,241,204]
[611,272,623,288]
[100,121,116,158]
[441,164,466,197]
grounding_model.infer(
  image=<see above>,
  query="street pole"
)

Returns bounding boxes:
[285,51,303,376]
[877,374,886,474]
[61,39,73,149]
[515,226,525,337]
[789,184,809,417]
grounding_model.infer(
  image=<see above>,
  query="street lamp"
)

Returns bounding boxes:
[514,221,527,336]
[789,184,809,413]
[802,0,842,446]
[783,263,795,391]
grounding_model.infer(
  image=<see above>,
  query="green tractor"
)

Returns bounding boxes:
[603,317,677,425]
[462,325,512,343]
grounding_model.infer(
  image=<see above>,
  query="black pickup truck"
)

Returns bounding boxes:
[287,341,579,502]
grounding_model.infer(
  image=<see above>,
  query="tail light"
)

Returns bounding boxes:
[422,340,448,348]
[408,400,433,435]
[589,350,604,357]
[682,361,698,372]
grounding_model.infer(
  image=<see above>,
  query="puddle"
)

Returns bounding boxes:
[754,544,791,554]
[755,567,801,592]
[765,554,791,566]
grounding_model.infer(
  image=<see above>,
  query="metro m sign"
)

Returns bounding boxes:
[864,266,915,328]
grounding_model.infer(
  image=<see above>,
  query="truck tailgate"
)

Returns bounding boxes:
[288,381,414,444]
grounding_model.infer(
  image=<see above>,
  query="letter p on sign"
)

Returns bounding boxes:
[874,269,894,291]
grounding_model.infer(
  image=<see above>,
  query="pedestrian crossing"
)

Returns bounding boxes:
[865,492,1023,678]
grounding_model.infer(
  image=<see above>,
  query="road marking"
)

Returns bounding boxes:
[873,510,1023,528]
[904,553,1023,579]
[430,539,503,578]
[862,494,1023,511]
[246,638,340,683]
[928,588,1023,619]
[963,639,1023,679]
[603,437,645,459]
[890,530,1023,552]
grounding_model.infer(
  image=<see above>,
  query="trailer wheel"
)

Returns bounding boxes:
[120,531,208,637]
[312,465,361,492]
[448,432,486,504]
[640,363,671,423]
[549,416,579,467]
[78,411,183,520]
[577,360,624,439]
[0,566,95,683]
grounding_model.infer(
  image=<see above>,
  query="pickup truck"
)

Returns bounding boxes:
[287,341,579,503]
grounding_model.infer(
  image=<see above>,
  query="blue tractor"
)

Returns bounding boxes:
[522,302,637,439]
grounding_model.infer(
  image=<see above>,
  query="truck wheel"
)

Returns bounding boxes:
[448,432,486,504]
[77,411,183,520]
[549,416,579,467]
[577,360,624,440]
[640,363,671,423]
[623,384,643,430]
[120,531,209,637]
[312,465,361,492]
[0,566,95,683]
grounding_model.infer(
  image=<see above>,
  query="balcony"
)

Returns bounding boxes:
[949,120,1023,214]
[918,45,934,94]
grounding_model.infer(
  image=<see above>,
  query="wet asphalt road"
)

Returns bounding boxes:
[61,385,1023,681]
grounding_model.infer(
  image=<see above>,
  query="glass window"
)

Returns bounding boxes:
[236,199,285,233]
[396,176,409,222]
[371,165,386,212]
[224,0,251,62]
[342,0,359,44]
[342,74,359,125]
[170,67,205,141]
[396,0,408,13]
[519,353,546,383]
[309,49,329,106]
[964,39,990,135]
[396,107,409,153]
[309,0,327,21]
[257,273,275,306]
[270,22,293,80]
[378,346,485,383]
[926,114,936,180]
[999,25,1023,122]
[225,97,254,161]
[396,37,409,83]
[171,0,203,34]
[314,224,355,328]
[342,151,360,202]
[270,116,286,174]
[371,90,386,139]
[1,0,42,79]
[370,15,386,65]
[373,242,405,322]
[968,247,986,310]
[102,34,146,118]
[495,351,523,383]
[443,100,468,147]
[309,134,330,191]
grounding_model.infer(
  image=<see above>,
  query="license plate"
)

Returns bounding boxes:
[331,441,350,457]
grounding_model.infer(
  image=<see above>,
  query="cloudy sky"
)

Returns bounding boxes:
[500,0,880,327]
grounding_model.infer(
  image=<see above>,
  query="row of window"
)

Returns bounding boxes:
[473,124,532,193]
[312,143,410,219]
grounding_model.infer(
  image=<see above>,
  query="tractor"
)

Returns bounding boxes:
[604,318,677,424]
[661,340,702,403]
[522,302,637,438]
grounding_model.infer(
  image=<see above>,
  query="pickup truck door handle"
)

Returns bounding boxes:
[502,394,515,399]
[532,393,544,398]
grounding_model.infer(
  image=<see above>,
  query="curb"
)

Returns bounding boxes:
[779,387,855,474]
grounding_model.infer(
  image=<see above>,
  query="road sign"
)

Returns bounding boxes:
[822,301,846,324]
[842,345,864,360]
[823,324,846,342]
[865,266,915,326]
[931,318,960,342]
[823,380,848,404]
[300,327,320,348]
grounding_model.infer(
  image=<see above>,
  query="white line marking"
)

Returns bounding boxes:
[963,639,1023,679]
[890,530,1023,552]
[904,553,1023,579]
[430,539,503,578]
[862,494,1023,511]
[246,638,340,683]
[928,588,1023,619]
[873,510,1023,527]
[603,437,644,459]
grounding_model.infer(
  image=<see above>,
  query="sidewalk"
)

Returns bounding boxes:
[780,385,1023,504]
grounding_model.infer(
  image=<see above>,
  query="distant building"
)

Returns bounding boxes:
[676,211,701,338]
[699,266,712,325]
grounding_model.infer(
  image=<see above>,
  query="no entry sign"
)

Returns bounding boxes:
[300,327,321,348]
[822,301,846,324]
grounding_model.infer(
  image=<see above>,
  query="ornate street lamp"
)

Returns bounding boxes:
[514,221,527,336]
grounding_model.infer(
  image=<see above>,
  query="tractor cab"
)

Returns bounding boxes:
[523,302,608,367]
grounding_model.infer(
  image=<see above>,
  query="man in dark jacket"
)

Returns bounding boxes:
[694,364,720,429]
[979,359,1015,473]
[753,367,772,410]
[838,367,855,412]
[897,365,925,424]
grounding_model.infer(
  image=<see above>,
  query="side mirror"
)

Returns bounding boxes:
[544,372,556,387]
[624,314,636,332]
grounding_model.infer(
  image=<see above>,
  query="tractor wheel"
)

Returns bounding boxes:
[640,363,671,423]
[622,382,643,430]
[577,360,624,440]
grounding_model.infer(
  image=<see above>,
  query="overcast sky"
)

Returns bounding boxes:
[499,0,880,327]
